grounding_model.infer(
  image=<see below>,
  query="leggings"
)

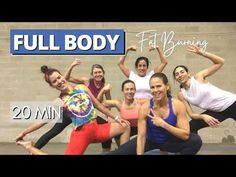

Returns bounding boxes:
[190,101,236,134]
[34,112,72,149]
[107,133,202,155]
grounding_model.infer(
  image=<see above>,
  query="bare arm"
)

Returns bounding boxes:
[84,85,130,127]
[172,99,190,140]
[187,46,224,81]
[96,83,112,102]
[137,101,149,155]
[102,99,121,111]
[177,91,202,120]
[15,122,47,142]
[15,98,63,142]
[64,58,89,85]
[104,90,112,100]
[118,45,137,78]
[177,92,220,127]
[137,98,149,105]
[149,45,168,73]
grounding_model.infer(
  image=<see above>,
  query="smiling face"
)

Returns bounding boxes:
[122,82,136,100]
[136,59,148,77]
[150,77,169,101]
[92,67,104,82]
[48,71,68,91]
[174,66,190,85]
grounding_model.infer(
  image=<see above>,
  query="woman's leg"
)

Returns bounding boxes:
[96,116,112,152]
[34,112,72,149]
[160,133,202,155]
[18,140,47,155]
[109,122,130,145]
[107,137,137,155]
[190,110,228,134]
[64,125,91,155]
[222,101,236,120]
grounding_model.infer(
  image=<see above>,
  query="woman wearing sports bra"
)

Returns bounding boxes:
[107,73,202,155]
[102,80,147,143]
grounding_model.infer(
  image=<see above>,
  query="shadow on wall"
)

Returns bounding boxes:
[222,129,235,144]
[199,118,236,143]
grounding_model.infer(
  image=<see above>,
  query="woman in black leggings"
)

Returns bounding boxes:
[34,111,71,149]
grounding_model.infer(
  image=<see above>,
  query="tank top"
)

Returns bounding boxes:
[120,99,140,127]
[129,70,154,99]
[88,78,104,98]
[181,77,236,112]
[146,97,177,144]
[59,85,96,129]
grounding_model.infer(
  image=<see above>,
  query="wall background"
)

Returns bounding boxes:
[0,22,235,143]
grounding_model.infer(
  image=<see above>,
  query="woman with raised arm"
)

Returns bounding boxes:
[15,59,114,153]
[173,46,236,134]
[64,59,115,152]
[118,45,168,99]
[16,66,130,155]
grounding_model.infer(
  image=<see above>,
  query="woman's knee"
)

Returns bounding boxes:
[189,133,202,151]
[110,123,130,138]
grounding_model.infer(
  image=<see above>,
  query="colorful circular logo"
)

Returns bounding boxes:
[67,92,93,118]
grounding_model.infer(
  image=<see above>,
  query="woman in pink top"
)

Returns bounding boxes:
[102,80,147,143]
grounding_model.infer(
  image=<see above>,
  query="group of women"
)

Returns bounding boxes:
[16,44,236,155]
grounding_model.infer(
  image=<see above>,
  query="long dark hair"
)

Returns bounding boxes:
[172,65,189,88]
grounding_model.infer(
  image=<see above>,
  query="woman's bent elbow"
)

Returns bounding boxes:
[182,131,190,140]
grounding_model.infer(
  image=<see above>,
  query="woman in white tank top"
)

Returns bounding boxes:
[118,45,168,99]
[173,45,236,134]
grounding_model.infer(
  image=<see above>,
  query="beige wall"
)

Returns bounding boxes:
[0,22,235,143]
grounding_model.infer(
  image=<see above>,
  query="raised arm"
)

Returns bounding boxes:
[177,91,220,127]
[64,58,89,85]
[96,83,112,102]
[187,46,224,81]
[102,99,121,110]
[137,101,149,155]
[118,45,137,78]
[149,45,168,73]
